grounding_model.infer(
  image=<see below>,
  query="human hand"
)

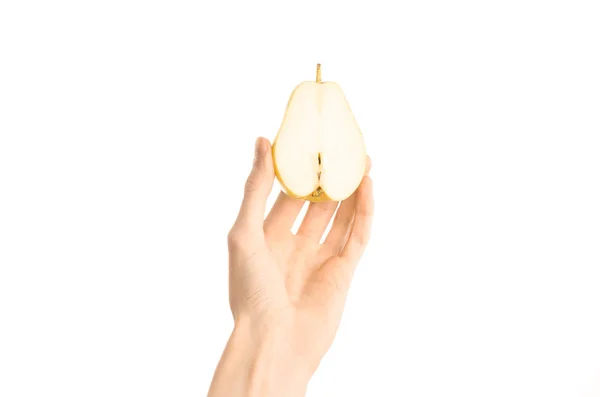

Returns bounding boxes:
[208,137,373,397]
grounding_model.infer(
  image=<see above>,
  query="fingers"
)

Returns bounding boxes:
[312,172,374,302]
[233,137,274,232]
[323,156,372,253]
[296,200,339,243]
[264,191,305,235]
[340,174,374,263]
[322,194,357,253]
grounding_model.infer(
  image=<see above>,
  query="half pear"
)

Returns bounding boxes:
[272,64,367,202]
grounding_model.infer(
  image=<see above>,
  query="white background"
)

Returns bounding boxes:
[1,1,599,396]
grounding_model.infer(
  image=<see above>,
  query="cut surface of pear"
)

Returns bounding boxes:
[273,65,367,202]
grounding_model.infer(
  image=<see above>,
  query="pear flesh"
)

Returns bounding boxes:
[273,79,366,202]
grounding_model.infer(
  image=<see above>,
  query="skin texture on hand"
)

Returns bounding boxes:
[207,137,374,397]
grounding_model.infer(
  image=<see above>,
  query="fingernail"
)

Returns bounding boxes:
[255,137,266,159]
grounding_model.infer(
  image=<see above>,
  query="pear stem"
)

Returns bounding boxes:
[316,63,321,83]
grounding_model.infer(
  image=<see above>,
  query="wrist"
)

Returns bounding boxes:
[208,315,312,397]
[233,316,311,397]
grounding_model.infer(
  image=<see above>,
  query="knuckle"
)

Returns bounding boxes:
[352,230,370,247]
[245,287,270,310]
[244,175,259,195]
[328,275,348,296]
[227,227,245,247]
[359,231,371,246]
[317,271,349,297]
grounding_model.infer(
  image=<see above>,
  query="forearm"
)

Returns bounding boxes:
[207,318,310,397]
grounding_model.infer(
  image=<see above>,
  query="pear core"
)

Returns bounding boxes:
[272,67,367,202]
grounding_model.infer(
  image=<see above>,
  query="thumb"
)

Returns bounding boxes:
[234,137,274,231]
